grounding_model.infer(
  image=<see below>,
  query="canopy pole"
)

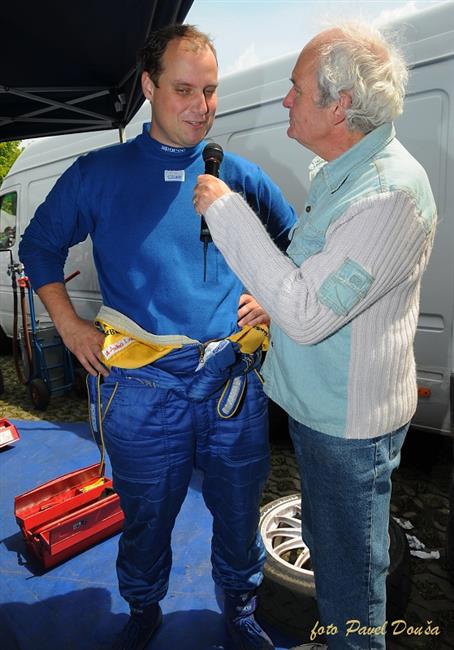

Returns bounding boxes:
[118,125,126,143]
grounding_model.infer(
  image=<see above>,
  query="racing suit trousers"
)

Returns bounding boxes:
[97,345,270,608]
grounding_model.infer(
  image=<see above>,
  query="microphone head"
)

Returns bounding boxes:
[203,142,224,164]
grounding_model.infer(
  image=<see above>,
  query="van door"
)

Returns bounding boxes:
[396,55,454,435]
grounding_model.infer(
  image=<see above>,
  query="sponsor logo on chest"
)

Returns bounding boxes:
[164,170,185,182]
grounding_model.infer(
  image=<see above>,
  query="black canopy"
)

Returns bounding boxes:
[0,0,194,142]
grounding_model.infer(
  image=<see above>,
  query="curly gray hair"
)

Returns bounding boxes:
[316,23,408,133]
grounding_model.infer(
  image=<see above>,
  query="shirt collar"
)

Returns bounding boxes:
[314,122,396,193]
[137,122,204,159]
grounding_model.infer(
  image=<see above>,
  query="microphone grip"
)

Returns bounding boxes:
[200,215,210,240]
[204,160,220,178]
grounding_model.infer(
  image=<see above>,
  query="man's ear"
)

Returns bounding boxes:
[141,71,155,103]
[332,91,352,126]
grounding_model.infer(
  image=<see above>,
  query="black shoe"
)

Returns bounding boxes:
[112,603,162,650]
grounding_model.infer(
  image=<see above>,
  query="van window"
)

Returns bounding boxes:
[0,191,18,249]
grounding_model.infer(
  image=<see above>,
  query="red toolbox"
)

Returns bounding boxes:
[0,418,20,448]
[14,463,124,569]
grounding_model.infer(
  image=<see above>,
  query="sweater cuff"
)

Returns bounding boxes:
[205,191,239,221]
[205,191,256,238]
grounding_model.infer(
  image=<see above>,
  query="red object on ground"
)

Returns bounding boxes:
[14,463,124,569]
[0,419,20,448]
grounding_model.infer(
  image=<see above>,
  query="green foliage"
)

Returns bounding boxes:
[0,141,23,185]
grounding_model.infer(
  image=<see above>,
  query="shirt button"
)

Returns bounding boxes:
[305,205,311,212]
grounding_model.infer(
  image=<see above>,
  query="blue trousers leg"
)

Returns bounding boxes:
[100,371,195,607]
[196,371,270,594]
[289,419,408,650]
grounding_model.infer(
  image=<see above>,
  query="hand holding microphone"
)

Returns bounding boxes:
[199,143,223,243]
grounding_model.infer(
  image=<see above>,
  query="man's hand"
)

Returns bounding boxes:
[238,293,270,327]
[36,282,108,377]
[59,316,108,377]
[193,174,232,215]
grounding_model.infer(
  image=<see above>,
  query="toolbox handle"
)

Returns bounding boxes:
[64,270,80,283]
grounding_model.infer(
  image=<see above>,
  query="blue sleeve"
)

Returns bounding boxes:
[223,157,297,252]
[249,166,297,251]
[18,158,94,290]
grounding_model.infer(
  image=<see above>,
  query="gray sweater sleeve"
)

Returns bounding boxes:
[204,190,432,344]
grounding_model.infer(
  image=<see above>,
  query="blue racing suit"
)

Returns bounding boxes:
[19,124,296,607]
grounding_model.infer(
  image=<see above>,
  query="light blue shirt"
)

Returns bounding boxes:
[262,123,436,437]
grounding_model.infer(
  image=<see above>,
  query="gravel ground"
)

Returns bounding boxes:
[1,353,453,648]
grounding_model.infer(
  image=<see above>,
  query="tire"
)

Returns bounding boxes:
[257,494,411,641]
[258,575,319,642]
[0,327,12,355]
[29,377,50,410]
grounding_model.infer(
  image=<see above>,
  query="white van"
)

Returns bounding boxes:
[1,1,453,435]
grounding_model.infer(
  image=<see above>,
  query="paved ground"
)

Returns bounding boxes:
[1,354,453,648]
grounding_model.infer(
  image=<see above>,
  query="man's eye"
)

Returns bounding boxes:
[176,88,191,95]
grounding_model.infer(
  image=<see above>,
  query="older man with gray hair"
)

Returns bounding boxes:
[194,22,436,650]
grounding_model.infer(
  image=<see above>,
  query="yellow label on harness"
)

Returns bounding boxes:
[97,320,180,369]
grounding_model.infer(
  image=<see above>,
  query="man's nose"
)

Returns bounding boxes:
[283,89,294,109]
[193,91,210,113]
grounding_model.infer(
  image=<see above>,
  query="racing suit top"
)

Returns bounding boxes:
[201,122,437,439]
[19,124,296,343]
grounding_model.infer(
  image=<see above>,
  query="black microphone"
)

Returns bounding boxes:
[200,143,224,243]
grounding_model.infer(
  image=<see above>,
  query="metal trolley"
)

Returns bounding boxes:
[15,265,85,410]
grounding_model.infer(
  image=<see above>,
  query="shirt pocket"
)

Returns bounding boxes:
[318,257,374,316]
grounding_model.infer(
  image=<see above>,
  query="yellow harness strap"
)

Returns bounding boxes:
[228,324,269,353]
[97,319,269,369]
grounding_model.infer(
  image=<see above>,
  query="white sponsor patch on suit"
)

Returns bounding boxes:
[164,170,185,182]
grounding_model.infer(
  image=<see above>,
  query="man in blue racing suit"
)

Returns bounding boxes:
[19,24,296,650]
